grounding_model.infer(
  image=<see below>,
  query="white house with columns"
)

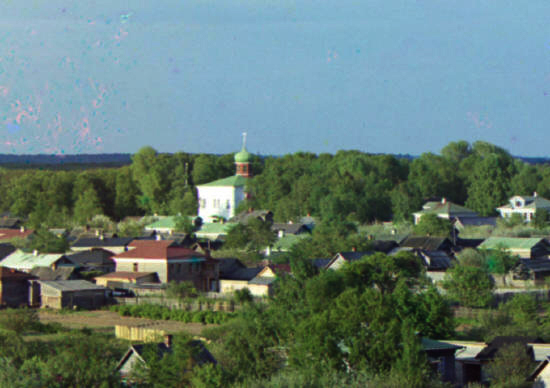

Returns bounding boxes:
[497,193,550,223]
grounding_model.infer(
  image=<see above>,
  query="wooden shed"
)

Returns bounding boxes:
[33,280,107,309]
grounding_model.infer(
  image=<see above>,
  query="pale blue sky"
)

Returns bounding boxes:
[1,1,549,156]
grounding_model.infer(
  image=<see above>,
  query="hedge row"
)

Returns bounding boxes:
[109,304,235,324]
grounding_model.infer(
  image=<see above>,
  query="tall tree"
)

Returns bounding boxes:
[73,188,103,224]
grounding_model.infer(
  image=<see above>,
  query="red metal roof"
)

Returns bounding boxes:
[113,240,205,260]
[267,263,291,274]
[94,271,156,280]
[0,229,34,241]
[0,267,35,280]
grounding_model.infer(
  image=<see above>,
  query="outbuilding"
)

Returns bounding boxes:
[32,280,108,309]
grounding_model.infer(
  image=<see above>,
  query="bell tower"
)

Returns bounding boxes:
[234,132,251,178]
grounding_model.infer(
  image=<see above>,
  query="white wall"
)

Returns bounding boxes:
[197,185,245,220]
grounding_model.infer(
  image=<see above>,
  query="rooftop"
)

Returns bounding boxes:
[39,280,106,292]
[198,175,247,187]
[479,237,546,250]
[416,201,477,216]
[0,250,69,270]
[94,271,157,280]
[113,240,206,260]
[0,228,34,241]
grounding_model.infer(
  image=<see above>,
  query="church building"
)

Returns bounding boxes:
[196,136,251,222]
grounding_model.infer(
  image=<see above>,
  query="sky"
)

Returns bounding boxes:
[1,1,550,156]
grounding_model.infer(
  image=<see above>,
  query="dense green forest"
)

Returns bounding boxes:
[3,140,550,228]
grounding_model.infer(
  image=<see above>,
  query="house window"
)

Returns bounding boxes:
[133,263,138,272]
[192,262,201,272]
[226,200,230,209]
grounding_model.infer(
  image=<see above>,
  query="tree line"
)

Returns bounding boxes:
[2,140,550,228]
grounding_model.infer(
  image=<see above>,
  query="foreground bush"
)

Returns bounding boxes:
[109,304,235,324]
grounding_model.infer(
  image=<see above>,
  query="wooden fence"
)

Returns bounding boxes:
[115,325,166,342]
[113,297,238,312]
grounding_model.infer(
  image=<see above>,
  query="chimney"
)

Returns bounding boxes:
[163,334,173,348]
[441,197,447,204]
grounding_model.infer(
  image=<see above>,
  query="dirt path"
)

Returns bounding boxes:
[38,310,214,336]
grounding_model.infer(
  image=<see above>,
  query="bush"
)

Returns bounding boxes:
[110,303,235,324]
[233,288,253,304]
[0,309,40,335]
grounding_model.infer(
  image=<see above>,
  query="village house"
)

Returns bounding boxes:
[117,335,216,383]
[65,248,116,272]
[31,280,108,309]
[325,251,373,270]
[478,237,550,259]
[413,198,479,225]
[71,236,134,254]
[497,193,550,222]
[218,261,290,297]
[0,267,35,307]
[110,240,219,291]
[451,337,550,386]
[0,227,33,242]
[0,250,75,272]
[94,271,159,288]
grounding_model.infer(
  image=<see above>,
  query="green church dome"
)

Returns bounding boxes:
[234,147,251,163]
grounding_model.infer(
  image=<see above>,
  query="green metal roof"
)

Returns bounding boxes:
[196,222,236,235]
[145,216,196,230]
[199,175,247,187]
[416,201,477,216]
[479,237,544,250]
[0,250,68,270]
[272,234,309,251]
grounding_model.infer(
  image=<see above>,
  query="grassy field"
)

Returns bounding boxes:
[37,309,216,336]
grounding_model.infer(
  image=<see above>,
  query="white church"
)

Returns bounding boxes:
[196,136,252,222]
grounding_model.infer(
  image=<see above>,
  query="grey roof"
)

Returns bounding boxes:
[221,267,262,281]
[229,210,273,224]
[338,251,373,262]
[0,218,22,228]
[312,258,331,269]
[400,236,452,251]
[419,250,452,271]
[66,249,115,267]
[124,340,216,367]
[369,240,399,253]
[218,258,246,276]
[453,216,497,227]
[30,266,77,281]
[271,223,310,235]
[71,237,134,248]
[38,280,106,292]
